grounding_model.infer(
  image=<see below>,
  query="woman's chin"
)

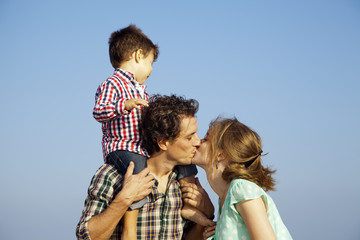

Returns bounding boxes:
[191,158,205,167]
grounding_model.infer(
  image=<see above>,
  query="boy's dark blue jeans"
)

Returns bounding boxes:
[106,150,147,210]
[106,150,198,209]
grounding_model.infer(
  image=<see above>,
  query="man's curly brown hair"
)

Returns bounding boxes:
[141,94,199,155]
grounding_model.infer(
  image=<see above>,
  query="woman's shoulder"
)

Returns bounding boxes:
[230,178,260,190]
[227,178,265,203]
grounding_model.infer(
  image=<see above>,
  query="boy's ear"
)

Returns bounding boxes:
[157,138,169,151]
[134,49,143,63]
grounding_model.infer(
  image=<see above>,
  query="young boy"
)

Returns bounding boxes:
[93,25,202,239]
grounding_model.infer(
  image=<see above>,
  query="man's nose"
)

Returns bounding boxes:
[194,134,201,148]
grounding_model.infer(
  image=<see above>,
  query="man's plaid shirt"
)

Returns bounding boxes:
[76,164,187,240]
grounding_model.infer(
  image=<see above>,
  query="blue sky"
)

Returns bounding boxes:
[1,0,359,239]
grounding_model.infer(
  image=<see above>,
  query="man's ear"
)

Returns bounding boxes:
[157,138,169,151]
[134,49,143,63]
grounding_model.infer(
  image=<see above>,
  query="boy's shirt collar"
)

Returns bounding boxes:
[115,68,146,89]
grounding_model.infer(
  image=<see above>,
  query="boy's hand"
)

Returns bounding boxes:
[125,99,149,111]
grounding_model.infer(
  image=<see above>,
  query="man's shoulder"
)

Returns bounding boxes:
[95,163,121,175]
[91,163,123,186]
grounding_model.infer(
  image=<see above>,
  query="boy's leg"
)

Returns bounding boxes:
[106,150,149,208]
[122,209,139,240]
[106,150,147,175]
[106,150,148,239]
[176,164,197,180]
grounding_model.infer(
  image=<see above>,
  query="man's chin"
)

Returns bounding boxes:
[182,159,193,165]
[191,156,199,165]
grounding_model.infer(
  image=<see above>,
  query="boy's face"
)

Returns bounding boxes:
[135,51,154,85]
[165,116,201,166]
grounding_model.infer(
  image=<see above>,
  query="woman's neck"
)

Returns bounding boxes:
[206,168,230,203]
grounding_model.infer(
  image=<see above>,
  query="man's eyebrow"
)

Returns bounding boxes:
[186,131,197,137]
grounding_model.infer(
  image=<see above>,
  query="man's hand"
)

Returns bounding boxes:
[114,162,154,205]
[125,98,149,111]
[87,163,154,240]
[180,177,214,219]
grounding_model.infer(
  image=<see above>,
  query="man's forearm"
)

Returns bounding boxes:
[88,192,131,240]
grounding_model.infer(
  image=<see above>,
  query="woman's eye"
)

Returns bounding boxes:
[201,138,207,143]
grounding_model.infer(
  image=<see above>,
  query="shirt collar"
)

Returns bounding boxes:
[115,68,135,81]
[115,68,147,90]
[149,171,179,201]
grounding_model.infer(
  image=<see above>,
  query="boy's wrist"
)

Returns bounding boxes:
[117,98,130,115]
[124,99,132,111]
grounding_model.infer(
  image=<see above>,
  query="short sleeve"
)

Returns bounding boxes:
[228,179,267,207]
[212,179,292,240]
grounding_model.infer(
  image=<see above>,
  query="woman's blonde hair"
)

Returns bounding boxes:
[207,117,276,191]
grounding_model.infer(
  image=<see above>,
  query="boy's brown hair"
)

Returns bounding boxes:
[109,25,159,68]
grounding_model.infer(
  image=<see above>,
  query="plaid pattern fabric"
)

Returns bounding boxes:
[76,164,186,240]
[137,171,185,240]
[76,164,123,240]
[93,68,149,160]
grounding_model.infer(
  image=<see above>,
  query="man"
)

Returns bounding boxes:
[76,94,214,240]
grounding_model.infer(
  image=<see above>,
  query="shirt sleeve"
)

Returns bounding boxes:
[228,179,268,207]
[93,80,129,123]
[76,165,122,240]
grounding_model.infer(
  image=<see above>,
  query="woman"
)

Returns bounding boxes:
[190,117,292,240]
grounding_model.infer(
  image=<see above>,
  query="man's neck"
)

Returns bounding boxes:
[147,152,177,194]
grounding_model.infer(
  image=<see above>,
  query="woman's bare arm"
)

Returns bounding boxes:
[235,197,276,240]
